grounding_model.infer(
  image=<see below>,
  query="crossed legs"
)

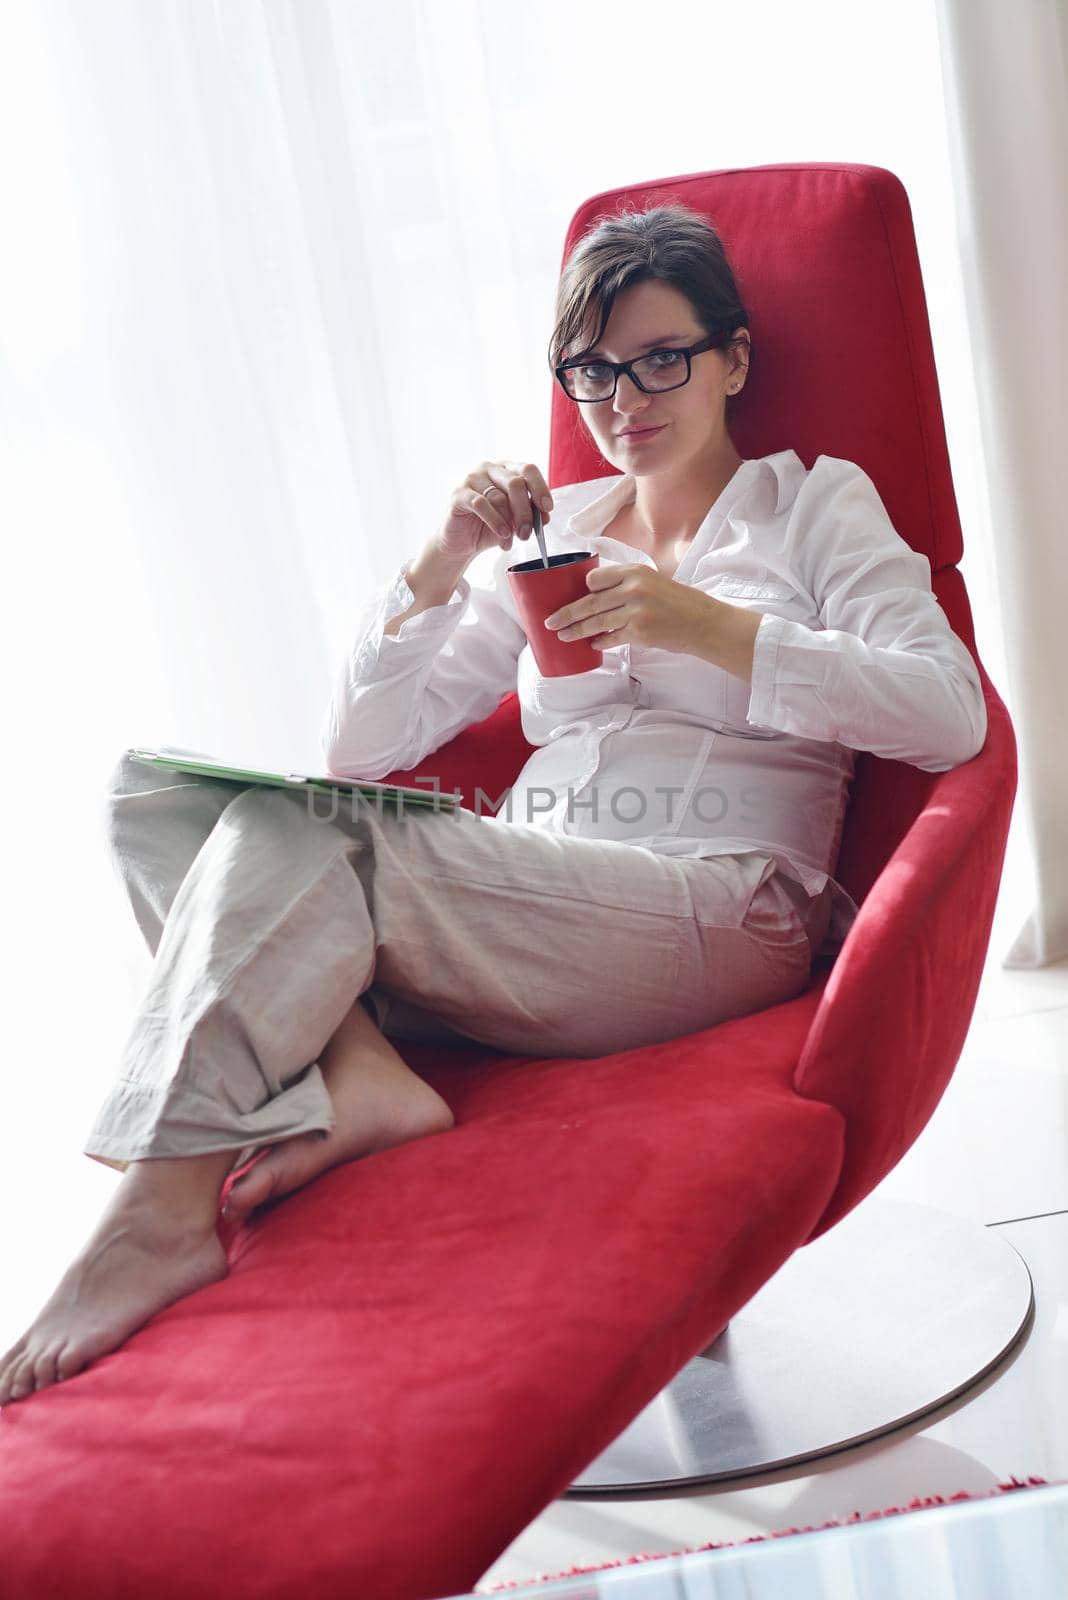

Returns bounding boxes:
[0,996,453,1406]
[0,751,808,1406]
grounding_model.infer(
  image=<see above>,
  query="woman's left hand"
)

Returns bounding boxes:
[543,563,717,655]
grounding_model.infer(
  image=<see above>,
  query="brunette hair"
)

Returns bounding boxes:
[547,202,750,397]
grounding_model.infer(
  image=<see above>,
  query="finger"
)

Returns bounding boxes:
[547,569,611,625]
[588,618,629,650]
[482,481,526,538]
[584,563,629,590]
[473,471,507,510]
[506,462,554,521]
[592,562,641,582]
[493,472,536,540]
[559,604,629,640]
[468,485,512,541]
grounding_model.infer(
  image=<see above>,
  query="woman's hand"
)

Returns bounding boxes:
[435,460,554,563]
[543,563,764,680]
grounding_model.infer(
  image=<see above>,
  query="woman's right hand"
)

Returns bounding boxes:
[435,461,555,563]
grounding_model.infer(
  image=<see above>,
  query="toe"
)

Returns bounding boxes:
[32,1344,64,1393]
[225,1162,276,1220]
[227,1135,328,1217]
[6,1354,38,1402]
[0,1345,26,1399]
[55,1345,88,1384]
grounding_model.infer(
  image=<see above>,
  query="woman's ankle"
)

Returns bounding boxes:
[117,1150,238,1233]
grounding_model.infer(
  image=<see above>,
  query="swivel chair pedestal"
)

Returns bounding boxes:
[571,1199,1034,1492]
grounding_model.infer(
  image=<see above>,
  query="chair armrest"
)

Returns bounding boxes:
[795,657,1017,1237]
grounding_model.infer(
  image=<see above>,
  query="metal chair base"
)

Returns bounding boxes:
[568,1198,1034,1493]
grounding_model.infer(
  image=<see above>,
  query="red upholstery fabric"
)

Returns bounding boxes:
[0,165,1014,1600]
[798,653,1015,1234]
[0,1018,842,1600]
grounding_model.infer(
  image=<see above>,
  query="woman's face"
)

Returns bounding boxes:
[568,279,748,477]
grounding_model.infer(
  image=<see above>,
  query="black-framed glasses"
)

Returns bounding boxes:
[554,331,728,404]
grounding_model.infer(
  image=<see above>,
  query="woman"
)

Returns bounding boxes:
[0,204,986,1405]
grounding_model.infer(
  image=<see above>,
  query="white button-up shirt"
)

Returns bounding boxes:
[321,450,988,955]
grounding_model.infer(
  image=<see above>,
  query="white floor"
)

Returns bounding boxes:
[474,875,1068,1591]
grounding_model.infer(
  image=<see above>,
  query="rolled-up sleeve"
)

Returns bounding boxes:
[320,546,527,780]
[745,459,987,771]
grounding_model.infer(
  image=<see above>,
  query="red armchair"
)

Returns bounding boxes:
[0,165,1018,1600]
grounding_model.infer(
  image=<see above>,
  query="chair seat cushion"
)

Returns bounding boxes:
[0,984,843,1600]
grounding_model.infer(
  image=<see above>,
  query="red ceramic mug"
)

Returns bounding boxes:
[507,551,601,677]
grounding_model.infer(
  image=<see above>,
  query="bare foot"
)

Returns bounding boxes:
[0,1206,227,1406]
[224,1039,455,1224]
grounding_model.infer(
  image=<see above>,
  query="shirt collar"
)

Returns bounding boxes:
[563,448,807,546]
[763,448,808,515]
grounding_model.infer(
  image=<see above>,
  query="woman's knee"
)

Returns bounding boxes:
[100,752,152,848]
[105,748,161,802]
[100,750,233,862]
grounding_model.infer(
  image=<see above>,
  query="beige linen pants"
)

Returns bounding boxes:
[84,752,832,1175]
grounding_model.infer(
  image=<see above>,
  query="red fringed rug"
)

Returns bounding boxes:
[480,1475,1060,1592]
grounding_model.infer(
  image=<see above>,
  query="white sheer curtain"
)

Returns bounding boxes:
[0,0,1011,1345]
[935,0,1068,969]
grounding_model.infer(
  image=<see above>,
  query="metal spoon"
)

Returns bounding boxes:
[532,503,550,569]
